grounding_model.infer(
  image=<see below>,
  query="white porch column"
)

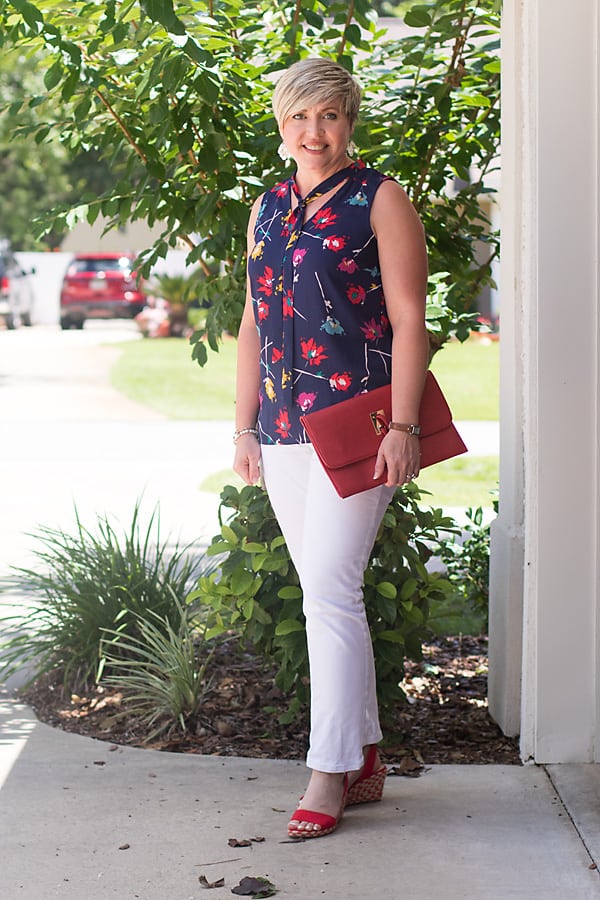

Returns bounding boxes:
[489,0,600,762]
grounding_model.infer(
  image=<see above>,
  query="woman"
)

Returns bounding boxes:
[233,57,429,839]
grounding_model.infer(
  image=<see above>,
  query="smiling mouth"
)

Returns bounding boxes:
[303,144,327,151]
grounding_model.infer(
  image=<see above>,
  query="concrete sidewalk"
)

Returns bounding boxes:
[1,691,600,899]
[1,324,600,899]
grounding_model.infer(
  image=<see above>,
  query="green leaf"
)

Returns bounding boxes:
[43,60,64,92]
[400,577,418,600]
[10,0,43,30]
[277,586,302,600]
[230,569,254,596]
[377,631,406,645]
[275,619,305,636]
[221,525,238,545]
[404,8,432,28]
[140,0,186,35]
[376,581,397,600]
[243,541,267,553]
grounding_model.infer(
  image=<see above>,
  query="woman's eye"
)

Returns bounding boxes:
[291,113,305,120]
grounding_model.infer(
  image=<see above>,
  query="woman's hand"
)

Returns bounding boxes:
[373,430,420,487]
[233,433,262,486]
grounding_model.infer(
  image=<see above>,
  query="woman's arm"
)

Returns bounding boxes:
[233,196,263,486]
[370,179,429,487]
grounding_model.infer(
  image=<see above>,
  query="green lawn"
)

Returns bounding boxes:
[430,337,499,421]
[110,336,237,420]
[110,334,499,507]
[111,333,499,422]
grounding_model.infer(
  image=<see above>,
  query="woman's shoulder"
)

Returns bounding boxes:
[345,161,396,207]
[352,160,395,185]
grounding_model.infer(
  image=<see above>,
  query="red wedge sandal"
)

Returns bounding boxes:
[288,774,349,839]
[345,745,387,807]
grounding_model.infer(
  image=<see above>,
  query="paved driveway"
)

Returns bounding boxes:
[0,323,233,575]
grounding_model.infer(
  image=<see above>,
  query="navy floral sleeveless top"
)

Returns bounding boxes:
[247,160,394,445]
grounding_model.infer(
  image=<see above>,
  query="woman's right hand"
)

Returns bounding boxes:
[233,434,261,485]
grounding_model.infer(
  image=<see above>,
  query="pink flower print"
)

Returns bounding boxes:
[361,315,389,341]
[361,318,382,341]
[296,391,317,412]
[257,265,274,296]
[323,235,348,252]
[300,337,328,366]
[313,207,337,230]
[346,283,366,305]
[282,290,294,318]
[329,372,352,391]
[275,409,291,439]
[272,182,288,197]
[338,257,358,273]
[292,248,307,267]
[257,300,269,321]
[272,346,283,363]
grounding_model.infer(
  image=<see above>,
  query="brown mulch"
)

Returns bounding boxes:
[21,634,521,767]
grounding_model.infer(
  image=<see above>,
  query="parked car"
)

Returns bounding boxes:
[59,253,146,329]
[0,250,35,329]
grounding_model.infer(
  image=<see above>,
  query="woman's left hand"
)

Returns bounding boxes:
[373,430,421,487]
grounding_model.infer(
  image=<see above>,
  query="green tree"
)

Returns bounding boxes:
[0,47,137,249]
[0,0,499,356]
[0,49,69,248]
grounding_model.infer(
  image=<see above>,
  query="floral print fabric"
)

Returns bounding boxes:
[247,161,394,444]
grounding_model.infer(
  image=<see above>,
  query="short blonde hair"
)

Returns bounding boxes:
[272,58,362,129]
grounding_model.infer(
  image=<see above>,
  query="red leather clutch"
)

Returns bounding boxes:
[300,371,467,499]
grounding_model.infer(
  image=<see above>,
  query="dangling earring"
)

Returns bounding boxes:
[347,140,357,158]
[278,141,291,161]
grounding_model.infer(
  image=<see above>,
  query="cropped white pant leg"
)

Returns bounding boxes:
[260,443,395,774]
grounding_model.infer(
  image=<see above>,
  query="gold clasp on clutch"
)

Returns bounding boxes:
[370,409,386,435]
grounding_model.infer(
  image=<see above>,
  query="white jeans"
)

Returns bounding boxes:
[260,443,395,773]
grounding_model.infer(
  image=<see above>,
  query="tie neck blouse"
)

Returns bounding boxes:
[247,160,394,445]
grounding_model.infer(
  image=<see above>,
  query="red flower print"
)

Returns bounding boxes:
[300,337,328,366]
[257,300,269,321]
[272,346,283,363]
[313,207,337,230]
[346,284,366,305]
[296,391,317,412]
[283,290,294,318]
[272,182,288,197]
[257,265,274,296]
[329,372,352,391]
[323,235,348,252]
[292,248,307,267]
[338,257,358,273]
[275,409,291,439]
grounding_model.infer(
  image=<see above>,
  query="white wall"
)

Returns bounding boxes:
[490,0,600,762]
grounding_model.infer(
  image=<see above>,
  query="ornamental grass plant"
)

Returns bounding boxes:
[0,502,216,692]
[98,591,213,742]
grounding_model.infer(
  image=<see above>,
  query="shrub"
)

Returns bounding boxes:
[191,484,458,722]
[431,505,493,634]
[0,503,216,691]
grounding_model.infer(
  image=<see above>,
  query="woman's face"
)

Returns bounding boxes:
[280,99,352,176]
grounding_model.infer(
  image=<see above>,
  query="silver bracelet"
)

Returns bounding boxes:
[233,427,259,444]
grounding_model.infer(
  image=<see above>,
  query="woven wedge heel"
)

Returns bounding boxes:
[345,745,387,807]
